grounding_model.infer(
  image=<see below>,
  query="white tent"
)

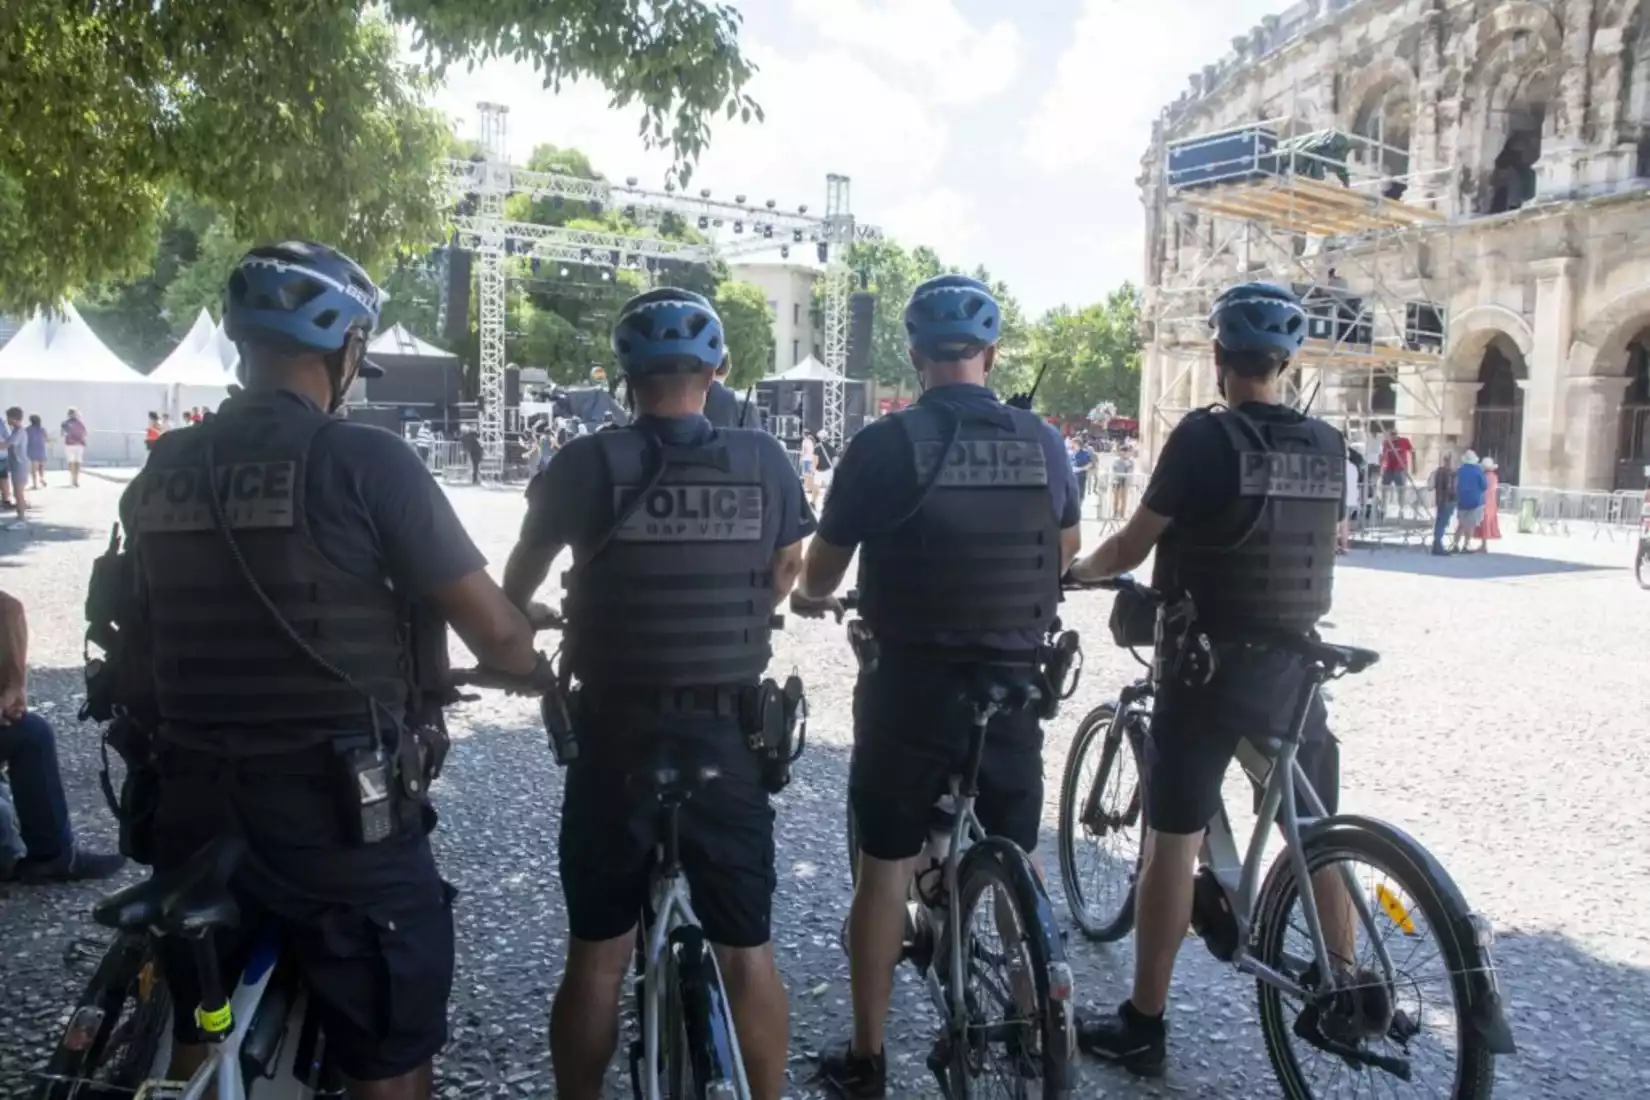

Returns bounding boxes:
[768,355,842,381]
[368,324,458,361]
[210,320,241,381]
[150,310,232,418]
[0,303,164,465]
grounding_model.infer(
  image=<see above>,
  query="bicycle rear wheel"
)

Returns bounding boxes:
[669,925,745,1099]
[1252,817,1503,1100]
[1056,702,1144,942]
[32,933,172,1099]
[952,839,1074,1099]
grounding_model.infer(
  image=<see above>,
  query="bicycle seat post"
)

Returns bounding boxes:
[189,931,233,1042]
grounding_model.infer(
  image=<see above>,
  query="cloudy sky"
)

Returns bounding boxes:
[430,0,1284,315]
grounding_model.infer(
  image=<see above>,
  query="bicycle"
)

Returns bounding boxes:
[32,612,568,1100]
[1057,575,1515,1099]
[453,632,763,1100]
[834,592,1075,1100]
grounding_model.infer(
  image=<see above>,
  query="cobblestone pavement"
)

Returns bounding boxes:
[1,474,1647,1098]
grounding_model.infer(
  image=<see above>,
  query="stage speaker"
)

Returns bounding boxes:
[847,292,875,377]
[504,365,521,410]
[444,247,473,346]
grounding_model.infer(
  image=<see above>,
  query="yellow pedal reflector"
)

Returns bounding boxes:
[1375,883,1417,936]
[195,1003,233,1035]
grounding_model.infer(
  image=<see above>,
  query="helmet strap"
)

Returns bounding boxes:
[323,336,362,415]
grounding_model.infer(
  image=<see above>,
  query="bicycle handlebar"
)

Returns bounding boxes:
[1061,572,1162,603]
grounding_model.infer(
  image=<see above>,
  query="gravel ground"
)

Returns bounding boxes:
[1,472,1647,1098]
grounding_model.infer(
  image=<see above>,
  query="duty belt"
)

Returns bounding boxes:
[581,684,746,718]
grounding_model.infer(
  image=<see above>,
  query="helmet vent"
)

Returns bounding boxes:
[313,309,339,331]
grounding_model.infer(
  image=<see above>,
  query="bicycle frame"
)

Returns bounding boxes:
[639,849,751,1100]
[132,926,290,1100]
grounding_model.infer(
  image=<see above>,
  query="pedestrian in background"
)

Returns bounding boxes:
[1476,456,1503,544]
[5,408,28,530]
[25,415,48,490]
[1072,435,1095,515]
[144,411,161,452]
[61,408,87,488]
[1452,449,1489,554]
[1430,451,1456,556]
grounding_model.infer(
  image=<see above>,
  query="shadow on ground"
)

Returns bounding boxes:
[1338,546,1619,580]
[0,522,98,565]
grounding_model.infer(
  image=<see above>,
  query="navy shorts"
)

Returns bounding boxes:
[559,699,775,949]
[1143,645,1340,836]
[151,746,454,1082]
[850,650,1044,861]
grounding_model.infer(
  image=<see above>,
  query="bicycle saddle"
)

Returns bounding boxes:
[1287,636,1381,675]
[959,664,1044,713]
[93,835,245,937]
[634,761,722,807]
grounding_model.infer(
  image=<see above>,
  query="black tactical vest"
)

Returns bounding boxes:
[1157,407,1344,635]
[128,400,411,729]
[563,427,778,688]
[858,401,1063,643]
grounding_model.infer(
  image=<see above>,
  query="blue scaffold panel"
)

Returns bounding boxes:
[1166,128,1279,191]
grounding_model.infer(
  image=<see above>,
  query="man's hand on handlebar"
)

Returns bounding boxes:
[789,591,845,623]
[525,601,564,631]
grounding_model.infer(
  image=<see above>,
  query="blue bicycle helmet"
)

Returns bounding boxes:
[611,288,726,376]
[903,274,1001,360]
[225,241,384,377]
[1208,281,1307,364]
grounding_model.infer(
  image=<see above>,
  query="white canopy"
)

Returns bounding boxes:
[368,324,458,361]
[769,355,842,381]
[150,309,232,419]
[0,303,164,464]
[210,321,241,380]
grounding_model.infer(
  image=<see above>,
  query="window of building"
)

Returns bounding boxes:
[792,339,800,365]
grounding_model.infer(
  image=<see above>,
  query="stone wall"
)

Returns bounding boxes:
[1139,0,1650,490]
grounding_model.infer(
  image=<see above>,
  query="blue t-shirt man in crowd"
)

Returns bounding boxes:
[1451,450,1489,553]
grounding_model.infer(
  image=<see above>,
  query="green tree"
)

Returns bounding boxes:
[1025,284,1143,420]
[1,1,759,313]
[713,281,774,387]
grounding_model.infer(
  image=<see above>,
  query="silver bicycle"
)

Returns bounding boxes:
[33,834,344,1100]
[1057,576,1515,1099]
[837,596,1076,1099]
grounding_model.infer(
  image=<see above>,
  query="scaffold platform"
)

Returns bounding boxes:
[1296,338,1445,369]
[1174,173,1444,236]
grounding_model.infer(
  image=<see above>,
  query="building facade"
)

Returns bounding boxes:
[1139,0,1650,491]
[729,262,820,375]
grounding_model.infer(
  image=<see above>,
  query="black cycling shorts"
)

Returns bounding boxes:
[151,746,454,1082]
[559,702,774,949]
[850,650,1044,862]
[1143,644,1340,836]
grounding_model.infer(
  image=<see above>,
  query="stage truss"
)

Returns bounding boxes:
[452,104,882,474]
[1143,114,1467,539]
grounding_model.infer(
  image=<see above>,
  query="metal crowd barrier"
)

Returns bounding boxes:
[1496,485,1643,540]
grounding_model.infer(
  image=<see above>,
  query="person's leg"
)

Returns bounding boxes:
[12,476,25,523]
[0,713,72,861]
[550,933,634,1100]
[553,747,649,1098]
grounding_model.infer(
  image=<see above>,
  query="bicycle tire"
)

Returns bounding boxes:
[1252,818,1499,1100]
[671,925,744,1099]
[32,933,172,1099]
[954,838,1075,1099]
[1056,702,1143,942]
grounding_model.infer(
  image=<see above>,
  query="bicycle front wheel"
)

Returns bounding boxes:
[1252,817,1503,1100]
[1056,702,1144,942]
[954,839,1074,1099]
[669,926,745,1099]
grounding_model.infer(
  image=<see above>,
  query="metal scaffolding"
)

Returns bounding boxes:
[1143,113,1463,541]
[450,105,882,473]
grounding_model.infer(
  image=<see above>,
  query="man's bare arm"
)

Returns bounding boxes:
[0,589,27,719]
[799,537,855,600]
[1069,506,1170,582]
[1059,524,1081,574]
[429,569,539,676]
[770,541,805,607]
[502,538,562,611]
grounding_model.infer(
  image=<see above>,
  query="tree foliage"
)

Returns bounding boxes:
[0,0,759,313]
[713,281,775,388]
[1025,286,1143,419]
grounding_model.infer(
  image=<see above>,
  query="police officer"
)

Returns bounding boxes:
[1067,281,1354,1076]
[499,287,811,1100]
[122,241,543,1100]
[790,274,1083,1098]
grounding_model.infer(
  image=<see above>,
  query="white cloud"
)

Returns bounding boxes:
[789,0,1022,105]
[879,185,979,260]
[1020,0,1281,174]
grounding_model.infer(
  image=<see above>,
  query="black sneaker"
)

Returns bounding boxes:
[815,1039,887,1099]
[1076,1001,1166,1077]
[16,846,126,884]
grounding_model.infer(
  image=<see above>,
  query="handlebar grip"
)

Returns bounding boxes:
[529,610,564,632]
